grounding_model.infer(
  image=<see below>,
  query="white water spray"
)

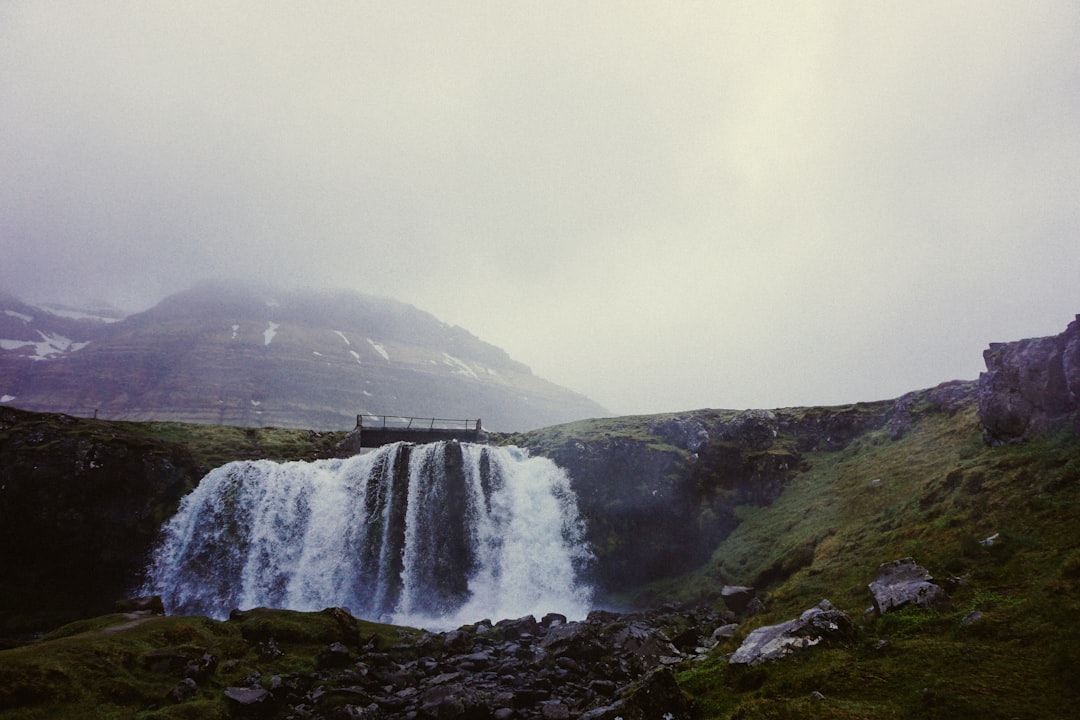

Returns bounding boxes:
[143,442,593,629]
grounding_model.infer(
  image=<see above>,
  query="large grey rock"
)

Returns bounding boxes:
[729,599,853,665]
[978,314,1080,443]
[868,558,947,614]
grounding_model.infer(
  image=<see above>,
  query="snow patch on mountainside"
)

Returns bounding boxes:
[0,331,88,360]
[0,395,15,403]
[231,324,239,340]
[264,322,280,346]
[333,331,350,346]
[442,352,479,379]
[367,338,390,361]
[4,310,32,323]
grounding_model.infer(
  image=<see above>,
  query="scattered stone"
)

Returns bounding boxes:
[168,677,199,703]
[729,600,854,666]
[961,610,984,626]
[180,605,712,719]
[257,638,285,661]
[711,624,740,641]
[868,558,948,614]
[979,533,1000,547]
[184,652,218,681]
[810,690,826,701]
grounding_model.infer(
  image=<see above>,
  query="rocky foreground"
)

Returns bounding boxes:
[89,559,943,720]
[216,607,698,720]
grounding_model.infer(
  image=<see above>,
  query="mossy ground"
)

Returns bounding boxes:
[119,421,347,470]
[668,405,1080,719]
[0,609,418,719]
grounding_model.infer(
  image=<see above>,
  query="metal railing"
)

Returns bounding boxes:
[356,415,482,432]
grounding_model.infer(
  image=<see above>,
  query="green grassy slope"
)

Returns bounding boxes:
[0,609,418,720]
[117,420,347,470]
[672,403,1080,718]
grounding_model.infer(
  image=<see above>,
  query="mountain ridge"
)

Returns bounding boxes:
[0,281,607,431]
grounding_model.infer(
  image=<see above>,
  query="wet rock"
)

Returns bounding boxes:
[729,599,854,666]
[868,558,947,614]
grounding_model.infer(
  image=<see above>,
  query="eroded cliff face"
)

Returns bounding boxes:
[978,314,1080,443]
[514,382,977,599]
[0,407,201,635]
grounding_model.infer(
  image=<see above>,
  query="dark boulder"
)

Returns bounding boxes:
[720,585,756,615]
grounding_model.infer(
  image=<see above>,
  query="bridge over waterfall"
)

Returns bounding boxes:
[345,415,487,449]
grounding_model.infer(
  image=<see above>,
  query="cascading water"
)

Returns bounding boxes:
[143,442,593,629]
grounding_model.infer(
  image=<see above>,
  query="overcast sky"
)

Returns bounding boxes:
[1,2,1078,415]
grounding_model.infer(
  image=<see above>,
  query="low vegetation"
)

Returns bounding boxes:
[119,421,348,471]
[669,404,1080,718]
[0,609,418,719]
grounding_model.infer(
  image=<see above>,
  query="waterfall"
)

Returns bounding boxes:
[143,442,593,629]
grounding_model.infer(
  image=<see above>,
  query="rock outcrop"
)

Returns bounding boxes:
[867,558,947,614]
[728,599,854,666]
[978,314,1080,443]
[0,407,201,635]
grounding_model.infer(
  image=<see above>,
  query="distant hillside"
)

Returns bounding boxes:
[0,282,607,431]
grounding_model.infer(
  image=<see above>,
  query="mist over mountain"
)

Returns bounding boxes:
[0,281,607,431]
